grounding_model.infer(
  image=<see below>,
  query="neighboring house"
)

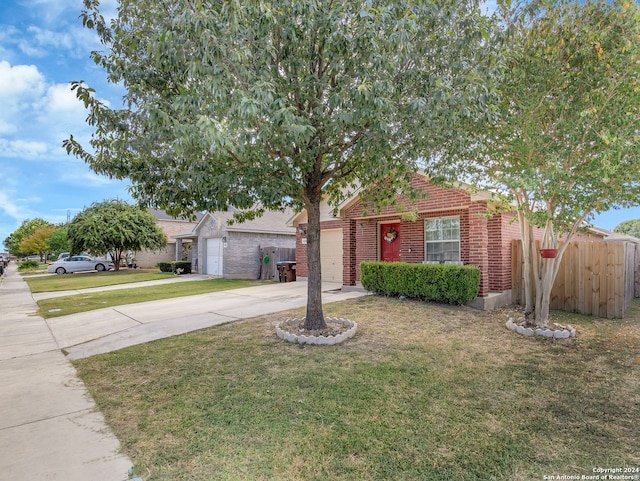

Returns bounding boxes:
[135,209,204,268]
[173,208,296,279]
[289,172,604,309]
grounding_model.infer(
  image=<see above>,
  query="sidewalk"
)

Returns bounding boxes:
[0,262,133,480]
[0,262,368,479]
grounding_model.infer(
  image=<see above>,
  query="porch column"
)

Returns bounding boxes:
[468,202,489,297]
[175,239,182,261]
[343,219,357,286]
[192,240,199,273]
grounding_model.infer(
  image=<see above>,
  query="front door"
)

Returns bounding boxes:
[380,222,401,262]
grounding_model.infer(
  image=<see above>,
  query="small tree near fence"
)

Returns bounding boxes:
[462,0,640,328]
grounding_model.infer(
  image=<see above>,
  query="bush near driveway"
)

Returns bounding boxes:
[73,297,640,481]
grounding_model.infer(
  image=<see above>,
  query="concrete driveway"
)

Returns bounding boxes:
[45,277,366,360]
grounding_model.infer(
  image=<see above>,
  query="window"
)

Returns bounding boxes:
[424,217,460,263]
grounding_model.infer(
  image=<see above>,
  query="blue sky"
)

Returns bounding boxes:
[1,0,639,250]
[0,0,132,249]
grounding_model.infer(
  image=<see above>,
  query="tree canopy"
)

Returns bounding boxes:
[47,226,72,257]
[4,218,54,256]
[463,0,640,326]
[67,200,167,270]
[65,0,501,328]
[19,225,57,261]
[614,219,640,239]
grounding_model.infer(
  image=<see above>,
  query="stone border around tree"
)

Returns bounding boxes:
[276,317,358,345]
[505,318,576,339]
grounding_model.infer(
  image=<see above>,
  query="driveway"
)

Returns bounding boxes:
[47,278,367,359]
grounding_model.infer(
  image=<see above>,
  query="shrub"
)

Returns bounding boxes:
[173,261,192,274]
[360,261,480,305]
[158,261,192,274]
[18,260,40,270]
[158,262,173,273]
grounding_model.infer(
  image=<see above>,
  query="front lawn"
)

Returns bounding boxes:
[25,269,176,292]
[74,297,640,481]
[37,279,260,318]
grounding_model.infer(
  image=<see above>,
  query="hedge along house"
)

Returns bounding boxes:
[173,208,296,278]
[289,173,604,310]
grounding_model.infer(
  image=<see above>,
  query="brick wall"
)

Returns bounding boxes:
[295,219,344,278]
[295,174,608,295]
[135,244,176,268]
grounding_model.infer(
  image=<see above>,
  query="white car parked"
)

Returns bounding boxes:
[47,255,115,274]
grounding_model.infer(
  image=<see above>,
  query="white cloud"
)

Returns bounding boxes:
[0,60,46,102]
[0,138,48,159]
[42,82,87,116]
[0,190,23,219]
[22,0,82,25]
[0,61,47,134]
[25,25,74,54]
[59,169,118,188]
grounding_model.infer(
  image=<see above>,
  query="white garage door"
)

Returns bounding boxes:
[320,228,343,284]
[206,238,223,276]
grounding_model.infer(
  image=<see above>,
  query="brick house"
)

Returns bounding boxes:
[289,173,603,309]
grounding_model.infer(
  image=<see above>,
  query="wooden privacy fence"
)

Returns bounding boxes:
[259,246,296,281]
[512,240,639,319]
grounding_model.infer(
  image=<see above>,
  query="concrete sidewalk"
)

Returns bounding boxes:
[0,262,133,480]
[0,262,368,479]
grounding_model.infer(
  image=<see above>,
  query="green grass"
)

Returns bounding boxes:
[73,297,640,481]
[37,279,260,318]
[25,269,176,292]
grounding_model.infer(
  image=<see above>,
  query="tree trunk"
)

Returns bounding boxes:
[303,195,326,330]
[532,220,563,328]
[518,211,535,324]
[534,259,555,328]
[111,249,121,271]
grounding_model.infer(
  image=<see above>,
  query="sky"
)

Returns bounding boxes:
[1,0,639,251]
[0,0,132,250]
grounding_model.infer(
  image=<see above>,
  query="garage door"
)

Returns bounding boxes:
[320,228,343,284]
[206,238,223,276]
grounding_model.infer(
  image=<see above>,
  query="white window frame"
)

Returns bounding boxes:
[424,216,461,264]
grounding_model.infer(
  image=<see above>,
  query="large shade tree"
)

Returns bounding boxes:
[65,0,501,329]
[463,0,640,327]
[67,200,167,270]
